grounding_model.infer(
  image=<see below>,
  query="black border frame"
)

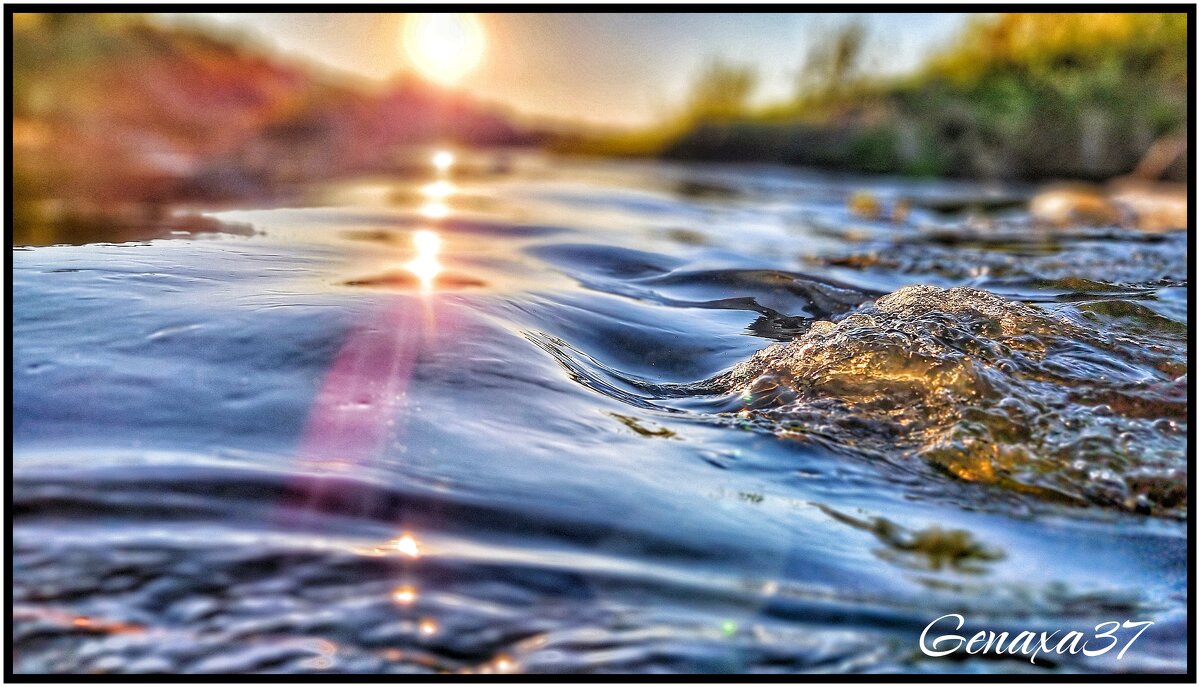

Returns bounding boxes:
[5,4,1196,682]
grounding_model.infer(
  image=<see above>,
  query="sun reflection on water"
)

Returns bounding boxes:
[490,654,518,674]
[419,201,450,220]
[421,149,457,220]
[404,229,443,293]
[418,618,439,637]
[421,179,456,200]
[393,532,422,558]
[432,149,455,173]
[392,585,418,605]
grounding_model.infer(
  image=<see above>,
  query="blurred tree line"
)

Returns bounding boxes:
[565,13,1188,181]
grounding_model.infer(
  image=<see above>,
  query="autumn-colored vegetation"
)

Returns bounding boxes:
[12,12,537,229]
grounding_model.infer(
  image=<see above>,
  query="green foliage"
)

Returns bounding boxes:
[683,60,760,123]
[848,128,901,174]
[926,12,1187,137]
[572,12,1188,180]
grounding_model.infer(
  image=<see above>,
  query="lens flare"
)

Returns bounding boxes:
[403,14,485,85]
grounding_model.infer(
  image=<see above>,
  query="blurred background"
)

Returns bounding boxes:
[12,12,1189,243]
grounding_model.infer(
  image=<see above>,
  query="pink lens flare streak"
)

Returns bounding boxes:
[299,299,427,466]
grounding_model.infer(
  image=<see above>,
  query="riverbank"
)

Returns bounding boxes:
[556,13,1188,183]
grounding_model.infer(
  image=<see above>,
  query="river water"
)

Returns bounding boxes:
[12,153,1189,674]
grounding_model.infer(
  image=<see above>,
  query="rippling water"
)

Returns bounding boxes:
[12,154,1189,674]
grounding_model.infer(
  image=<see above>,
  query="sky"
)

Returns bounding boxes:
[170,13,971,128]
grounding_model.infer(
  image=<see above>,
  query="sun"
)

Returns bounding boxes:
[402,13,485,85]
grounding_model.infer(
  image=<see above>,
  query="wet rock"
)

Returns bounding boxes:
[1029,184,1123,227]
[707,285,1187,517]
[847,191,912,223]
[1030,181,1187,232]
[847,191,883,220]
[1106,179,1188,233]
[812,231,1188,290]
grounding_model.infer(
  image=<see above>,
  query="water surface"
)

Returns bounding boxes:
[12,154,1189,674]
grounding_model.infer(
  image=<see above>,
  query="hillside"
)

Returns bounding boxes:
[12,13,539,211]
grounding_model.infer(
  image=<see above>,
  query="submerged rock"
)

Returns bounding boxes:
[816,504,1004,573]
[1106,179,1189,233]
[707,285,1186,517]
[1030,184,1124,227]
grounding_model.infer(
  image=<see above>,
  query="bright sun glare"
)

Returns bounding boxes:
[402,13,485,85]
[405,229,444,292]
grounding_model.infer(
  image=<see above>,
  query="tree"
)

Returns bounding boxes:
[796,20,869,103]
[684,59,759,122]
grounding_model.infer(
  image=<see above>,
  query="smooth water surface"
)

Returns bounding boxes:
[12,154,1189,674]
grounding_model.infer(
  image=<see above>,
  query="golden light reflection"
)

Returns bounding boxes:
[404,229,444,292]
[402,14,485,85]
[491,655,517,673]
[420,179,456,200]
[432,149,455,173]
[418,618,439,636]
[419,201,450,220]
[68,615,144,635]
[394,532,422,558]
[392,585,418,605]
